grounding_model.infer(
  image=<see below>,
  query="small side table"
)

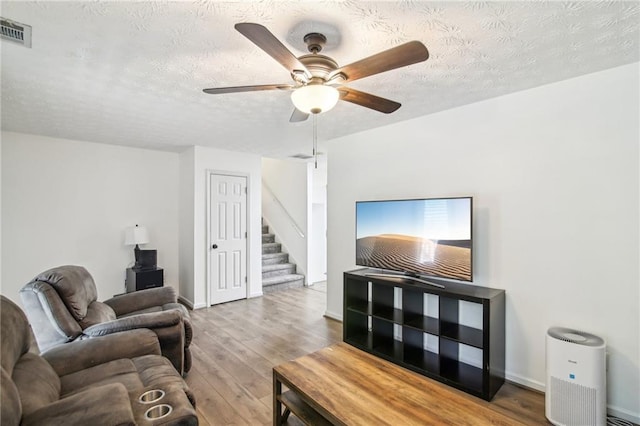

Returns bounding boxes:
[126,267,163,293]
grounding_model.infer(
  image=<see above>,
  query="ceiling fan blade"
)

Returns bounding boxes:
[329,41,429,83]
[235,23,311,80]
[203,84,293,95]
[290,108,309,123]
[339,87,401,114]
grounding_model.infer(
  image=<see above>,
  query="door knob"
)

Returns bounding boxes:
[212,244,218,249]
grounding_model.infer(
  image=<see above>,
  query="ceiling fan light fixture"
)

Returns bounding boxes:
[291,84,339,114]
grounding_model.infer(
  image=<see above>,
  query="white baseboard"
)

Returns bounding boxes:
[505,372,639,424]
[324,310,343,322]
[607,405,640,424]
[505,371,545,393]
[249,291,263,298]
[179,295,206,310]
[178,295,194,309]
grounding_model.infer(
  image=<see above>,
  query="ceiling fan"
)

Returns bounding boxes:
[203,23,429,122]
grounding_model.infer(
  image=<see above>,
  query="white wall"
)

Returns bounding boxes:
[0,136,3,292]
[262,158,309,280]
[178,147,196,304]
[326,63,639,421]
[179,146,262,308]
[309,162,327,283]
[1,132,179,304]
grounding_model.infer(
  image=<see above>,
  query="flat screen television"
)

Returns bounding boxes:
[356,196,472,283]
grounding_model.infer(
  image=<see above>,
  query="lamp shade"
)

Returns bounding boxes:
[290,84,339,114]
[124,225,149,246]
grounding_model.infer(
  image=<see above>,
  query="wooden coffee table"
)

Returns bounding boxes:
[273,342,527,425]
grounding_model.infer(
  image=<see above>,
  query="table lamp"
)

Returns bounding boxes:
[124,224,149,269]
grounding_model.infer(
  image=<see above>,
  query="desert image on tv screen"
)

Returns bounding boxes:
[356,198,472,282]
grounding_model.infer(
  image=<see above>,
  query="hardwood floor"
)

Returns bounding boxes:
[185,284,548,425]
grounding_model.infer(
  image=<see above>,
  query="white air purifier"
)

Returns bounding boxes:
[546,327,606,426]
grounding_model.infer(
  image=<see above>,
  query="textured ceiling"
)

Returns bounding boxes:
[1,1,638,158]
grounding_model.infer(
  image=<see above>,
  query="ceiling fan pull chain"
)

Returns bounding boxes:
[313,114,318,169]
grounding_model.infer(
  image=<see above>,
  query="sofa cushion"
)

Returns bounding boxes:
[35,265,97,321]
[0,295,32,372]
[21,383,135,426]
[59,358,143,397]
[12,353,61,416]
[42,330,161,378]
[1,367,21,426]
[79,301,116,329]
[60,355,196,409]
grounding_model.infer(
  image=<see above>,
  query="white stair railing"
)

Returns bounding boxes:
[262,181,305,238]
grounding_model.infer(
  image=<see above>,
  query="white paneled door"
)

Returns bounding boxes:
[209,173,247,305]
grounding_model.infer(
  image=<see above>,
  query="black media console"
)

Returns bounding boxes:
[343,268,505,401]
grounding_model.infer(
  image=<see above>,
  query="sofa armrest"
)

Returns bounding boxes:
[82,310,182,336]
[104,287,177,316]
[21,383,135,426]
[43,329,160,377]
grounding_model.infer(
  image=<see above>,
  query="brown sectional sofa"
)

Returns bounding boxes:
[20,265,192,375]
[0,295,197,425]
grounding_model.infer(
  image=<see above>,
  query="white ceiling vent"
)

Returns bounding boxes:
[1,18,32,48]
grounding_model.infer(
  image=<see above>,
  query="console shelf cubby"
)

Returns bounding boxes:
[343,268,505,401]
